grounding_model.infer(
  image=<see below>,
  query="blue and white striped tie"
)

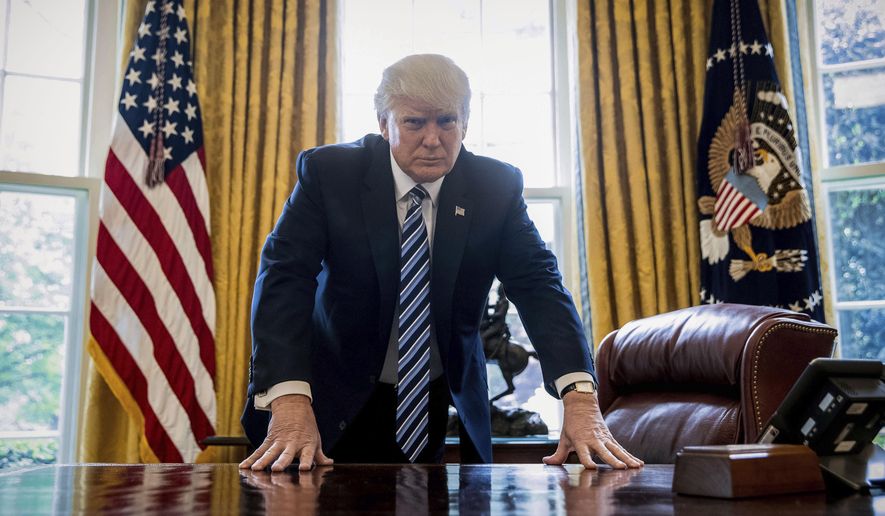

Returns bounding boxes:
[396,185,432,462]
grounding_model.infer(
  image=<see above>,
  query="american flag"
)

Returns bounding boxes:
[89,0,216,462]
[713,172,764,232]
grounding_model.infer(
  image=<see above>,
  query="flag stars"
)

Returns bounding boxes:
[177,4,186,19]
[739,42,749,54]
[164,98,180,115]
[186,80,197,97]
[132,44,146,62]
[125,68,142,85]
[148,73,162,89]
[728,44,737,57]
[171,51,185,68]
[157,26,170,39]
[174,27,188,45]
[765,43,774,56]
[714,48,727,62]
[152,48,165,67]
[706,57,714,70]
[185,103,198,120]
[163,146,173,161]
[168,73,183,91]
[138,22,151,38]
[789,301,803,312]
[144,95,159,112]
[120,92,138,110]
[145,0,155,12]
[161,120,178,138]
[161,2,175,15]
[750,40,763,54]
[138,120,154,138]
[181,126,195,144]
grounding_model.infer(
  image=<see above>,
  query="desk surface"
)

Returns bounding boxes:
[0,463,880,514]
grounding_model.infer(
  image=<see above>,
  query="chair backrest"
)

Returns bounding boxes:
[596,304,836,463]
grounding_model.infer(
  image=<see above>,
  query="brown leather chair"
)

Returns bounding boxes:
[596,304,837,464]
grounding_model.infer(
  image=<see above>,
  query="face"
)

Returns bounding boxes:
[379,98,466,183]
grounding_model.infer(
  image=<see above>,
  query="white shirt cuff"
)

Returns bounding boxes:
[253,380,312,411]
[554,372,596,398]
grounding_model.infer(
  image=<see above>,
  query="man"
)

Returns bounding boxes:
[240,54,642,471]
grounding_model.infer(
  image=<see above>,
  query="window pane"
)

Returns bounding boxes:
[484,94,555,187]
[822,67,885,167]
[341,94,377,142]
[4,0,86,78]
[526,201,557,253]
[838,308,885,359]
[0,438,58,469]
[482,0,551,94]
[828,187,885,301]
[818,0,885,65]
[0,191,75,310]
[0,76,82,176]
[0,313,66,434]
[340,0,411,96]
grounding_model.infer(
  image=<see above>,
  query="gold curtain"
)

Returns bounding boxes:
[79,0,338,464]
[576,0,800,346]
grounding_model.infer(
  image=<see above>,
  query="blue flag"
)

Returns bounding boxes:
[697,0,824,321]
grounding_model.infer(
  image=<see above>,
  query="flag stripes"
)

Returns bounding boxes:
[89,308,184,462]
[89,0,216,462]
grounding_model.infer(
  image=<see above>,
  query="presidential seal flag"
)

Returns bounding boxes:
[697,0,823,321]
[88,0,216,462]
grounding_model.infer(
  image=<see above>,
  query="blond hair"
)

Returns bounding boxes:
[374,54,471,127]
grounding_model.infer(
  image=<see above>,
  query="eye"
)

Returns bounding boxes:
[438,115,458,129]
[402,117,425,129]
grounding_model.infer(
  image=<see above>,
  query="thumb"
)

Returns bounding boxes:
[315,447,334,466]
[542,440,572,465]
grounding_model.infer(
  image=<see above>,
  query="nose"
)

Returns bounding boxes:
[421,124,442,148]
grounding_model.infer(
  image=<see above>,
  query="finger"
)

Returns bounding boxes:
[542,441,572,465]
[251,442,283,471]
[591,440,626,470]
[240,440,272,469]
[605,440,644,468]
[575,445,600,470]
[315,447,334,466]
[271,447,297,472]
[297,445,316,471]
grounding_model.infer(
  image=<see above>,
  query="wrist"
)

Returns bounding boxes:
[270,393,311,412]
[560,380,596,400]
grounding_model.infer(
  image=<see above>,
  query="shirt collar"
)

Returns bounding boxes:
[390,148,445,206]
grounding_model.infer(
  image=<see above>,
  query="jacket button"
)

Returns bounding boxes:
[339,421,346,430]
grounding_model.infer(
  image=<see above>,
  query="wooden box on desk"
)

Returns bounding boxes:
[673,444,824,498]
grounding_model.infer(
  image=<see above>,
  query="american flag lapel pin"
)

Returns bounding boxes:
[455,206,466,217]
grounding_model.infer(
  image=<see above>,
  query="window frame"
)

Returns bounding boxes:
[0,0,120,462]
[804,0,885,356]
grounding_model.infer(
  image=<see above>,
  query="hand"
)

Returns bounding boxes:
[239,394,334,472]
[542,392,643,470]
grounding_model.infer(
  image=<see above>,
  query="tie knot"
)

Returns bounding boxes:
[409,186,427,205]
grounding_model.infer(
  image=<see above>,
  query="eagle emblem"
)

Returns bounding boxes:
[698,83,812,281]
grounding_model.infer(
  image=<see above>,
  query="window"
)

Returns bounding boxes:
[809,0,885,360]
[0,0,118,468]
[340,0,575,437]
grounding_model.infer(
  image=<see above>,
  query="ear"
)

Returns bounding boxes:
[379,115,390,140]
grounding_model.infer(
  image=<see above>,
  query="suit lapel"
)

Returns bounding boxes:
[432,148,473,358]
[361,138,399,349]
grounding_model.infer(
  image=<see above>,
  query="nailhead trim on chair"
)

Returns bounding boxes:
[751,322,838,434]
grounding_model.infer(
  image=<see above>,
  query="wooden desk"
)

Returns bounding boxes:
[0,463,880,514]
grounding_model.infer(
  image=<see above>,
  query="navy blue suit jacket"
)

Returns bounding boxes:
[241,134,594,462]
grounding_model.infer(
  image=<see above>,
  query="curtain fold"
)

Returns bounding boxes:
[79,0,338,464]
[576,0,708,345]
[575,0,800,346]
